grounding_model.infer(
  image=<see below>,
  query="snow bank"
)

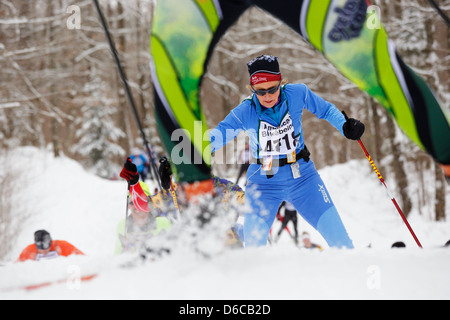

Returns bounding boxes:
[0,147,449,300]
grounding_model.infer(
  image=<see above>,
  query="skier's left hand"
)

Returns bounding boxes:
[120,157,139,185]
[342,111,365,140]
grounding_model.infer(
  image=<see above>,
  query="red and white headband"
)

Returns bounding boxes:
[250,72,282,85]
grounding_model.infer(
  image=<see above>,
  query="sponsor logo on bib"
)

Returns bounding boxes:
[259,112,297,156]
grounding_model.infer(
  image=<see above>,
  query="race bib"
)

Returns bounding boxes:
[259,112,297,156]
[35,251,59,261]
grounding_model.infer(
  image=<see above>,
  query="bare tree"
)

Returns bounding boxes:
[0,0,447,219]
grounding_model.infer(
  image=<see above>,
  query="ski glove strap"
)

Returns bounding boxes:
[120,157,139,185]
[342,111,365,140]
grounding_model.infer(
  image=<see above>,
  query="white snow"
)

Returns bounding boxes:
[1,146,449,300]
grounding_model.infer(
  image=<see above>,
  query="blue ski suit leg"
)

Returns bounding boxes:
[243,160,353,248]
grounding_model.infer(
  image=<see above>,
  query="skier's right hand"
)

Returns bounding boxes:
[342,111,365,140]
[120,157,139,185]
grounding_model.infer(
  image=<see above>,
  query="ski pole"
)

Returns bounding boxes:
[125,182,130,236]
[357,139,423,248]
[426,0,450,28]
[170,180,181,220]
[92,0,162,190]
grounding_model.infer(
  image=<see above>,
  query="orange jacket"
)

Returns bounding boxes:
[17,240,84,262]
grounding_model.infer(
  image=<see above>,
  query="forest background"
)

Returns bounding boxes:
[0,0,448,235]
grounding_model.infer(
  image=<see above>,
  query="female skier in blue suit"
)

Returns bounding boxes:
[209,55,365,248]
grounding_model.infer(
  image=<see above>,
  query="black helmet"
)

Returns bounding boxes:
[34,230,52,250]
[391,241,406,248]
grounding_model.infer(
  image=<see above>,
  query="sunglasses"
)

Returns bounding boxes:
[250,82,281,96]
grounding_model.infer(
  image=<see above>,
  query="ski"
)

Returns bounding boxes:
[1,274,97,293]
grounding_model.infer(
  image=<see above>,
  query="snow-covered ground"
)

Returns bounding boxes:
[1,147,449,300]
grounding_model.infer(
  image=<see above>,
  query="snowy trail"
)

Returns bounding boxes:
[2,246,449,300]
[1,147,449,300]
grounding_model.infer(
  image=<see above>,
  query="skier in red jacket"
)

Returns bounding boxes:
[17,230,84,262]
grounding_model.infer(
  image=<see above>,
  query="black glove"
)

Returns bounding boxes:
[159,157,172,190]
[342,111,365,140]
[119,157,139,185]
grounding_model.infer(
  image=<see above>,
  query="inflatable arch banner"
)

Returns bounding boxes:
[150,0,450,183]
